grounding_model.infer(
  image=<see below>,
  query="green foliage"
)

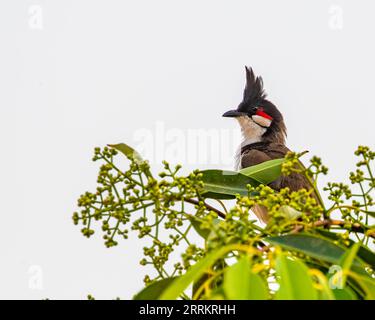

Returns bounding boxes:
[133,277,177,300]
[223,257,269,300]
[73,144,375,300]
[200,170,257,198]
[239,158,285,185]
[275,254,318,300]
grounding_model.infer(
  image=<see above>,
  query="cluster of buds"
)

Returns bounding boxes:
[73,144,375,288]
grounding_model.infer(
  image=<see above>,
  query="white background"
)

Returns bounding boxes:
[0,0,374,299]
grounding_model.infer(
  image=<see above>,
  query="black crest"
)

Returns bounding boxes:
[243,66,266,104]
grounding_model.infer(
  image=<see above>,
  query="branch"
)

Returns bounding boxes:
[185,198,226,219]
[293,219,375,239]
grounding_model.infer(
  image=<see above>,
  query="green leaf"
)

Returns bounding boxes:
[267,234,369,276]
[275,254,318,300]
[315,229,375,269]
[353,274,375,300]
[199,158,285,199]
[108,143,143,163]
[207,287,226,300]
[133,277,177,300]
[189,217,220,239]
[223,257,269,300]
[317,279,335,300]
[364,211,375,219]
[192,259,227,299]
[159,244,239,300]
[352,245,374,269]
[340,242,361,286]
[239,158,284,184]
[278,205,302,220]
[332,288,358,300]
[200,192,237,200]
[200,170,259,199]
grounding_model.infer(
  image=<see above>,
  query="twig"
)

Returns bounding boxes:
[185,198,226,219]
[292,219,375,239]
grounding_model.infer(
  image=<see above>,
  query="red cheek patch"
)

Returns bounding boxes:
[256,109,273,120]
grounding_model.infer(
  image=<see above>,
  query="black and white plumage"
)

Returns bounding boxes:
[223,67,314,222]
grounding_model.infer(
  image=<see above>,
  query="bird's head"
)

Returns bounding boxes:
[223,66,286,144]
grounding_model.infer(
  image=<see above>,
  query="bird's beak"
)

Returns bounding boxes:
[222,110,244,118]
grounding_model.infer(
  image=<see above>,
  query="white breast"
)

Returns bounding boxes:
[234,116,266,170]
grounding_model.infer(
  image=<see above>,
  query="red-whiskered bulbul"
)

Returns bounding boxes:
[223,67,313,222]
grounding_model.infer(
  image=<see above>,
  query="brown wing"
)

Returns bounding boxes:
[240,142,312,193]
[240,142,318,223]
[240,142,289,168]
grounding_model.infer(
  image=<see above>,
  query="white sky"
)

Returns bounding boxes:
[0,0,374,299]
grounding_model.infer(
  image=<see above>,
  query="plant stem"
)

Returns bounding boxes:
[185,198,226,219]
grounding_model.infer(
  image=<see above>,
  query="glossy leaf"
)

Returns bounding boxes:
[223,257,269,300]
[267,234,368,276]
[340,242,361,286]
[159,244,242,300]
[316,229,375,269]
[200,158,285,199]
[200,170,258,198]
[275,254,318,300]
[200,192,237,200]
[240,158,285,184]
[133,277,177,300]
[108,143,143,162]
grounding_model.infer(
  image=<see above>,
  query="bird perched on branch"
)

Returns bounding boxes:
[223,67,314,222]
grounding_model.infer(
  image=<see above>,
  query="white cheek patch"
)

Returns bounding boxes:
[251,115,272,128]
[236,115,266,141]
